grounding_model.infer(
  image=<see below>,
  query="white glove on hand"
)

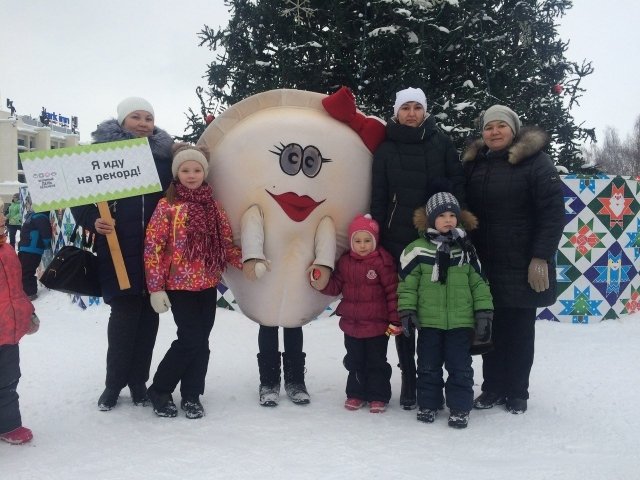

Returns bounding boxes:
[243,259,271,280]
[528,258,549,293]
[150,291,171,314]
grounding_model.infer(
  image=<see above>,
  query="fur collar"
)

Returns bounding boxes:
[462,126,549,165]
[413,206,478,232]
[92,119,174,158]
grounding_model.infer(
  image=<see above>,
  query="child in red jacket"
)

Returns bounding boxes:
[312,214,401,413]
[0,213,39,445]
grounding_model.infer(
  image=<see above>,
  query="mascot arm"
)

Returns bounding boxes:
[313,215,336,268]
[240,204,267,262]
[241,204,271,280]
[306,216,336,290]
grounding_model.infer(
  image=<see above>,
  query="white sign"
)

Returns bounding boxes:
[19,138,162,212]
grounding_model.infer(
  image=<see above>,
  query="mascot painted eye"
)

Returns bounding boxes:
[274,143,303,176]
[301,145,325,178]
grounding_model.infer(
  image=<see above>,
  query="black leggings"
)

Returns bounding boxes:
[258,325,303,354]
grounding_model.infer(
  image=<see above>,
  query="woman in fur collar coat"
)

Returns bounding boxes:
[72,97,173,412]
[463,105,565,415]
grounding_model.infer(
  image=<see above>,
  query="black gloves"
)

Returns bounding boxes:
[471,309,493,355]
[399,310,419,337]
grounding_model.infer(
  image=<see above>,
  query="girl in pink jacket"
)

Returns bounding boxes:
[143,144,242,419]
[0,213,39,445]
[313,214,400,413]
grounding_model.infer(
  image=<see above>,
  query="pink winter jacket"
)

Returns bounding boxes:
[0,242,35,345]
[321,247,399,338]
[144,198,242,292]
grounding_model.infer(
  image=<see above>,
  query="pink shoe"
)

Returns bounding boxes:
[369,401,387,413]
[344,398,366,411]
[0,426,33,445]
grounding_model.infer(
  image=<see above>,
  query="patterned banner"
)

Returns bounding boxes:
[44,174,640,322]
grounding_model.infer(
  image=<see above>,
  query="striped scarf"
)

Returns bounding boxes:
[425,227,465,284]
[174,182,227,272]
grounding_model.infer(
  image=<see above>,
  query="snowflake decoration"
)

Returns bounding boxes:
[281,0,315,25]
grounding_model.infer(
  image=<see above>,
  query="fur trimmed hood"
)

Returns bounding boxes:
[92,119,174,158]
[413,206,478,232]
[462,126,549,165]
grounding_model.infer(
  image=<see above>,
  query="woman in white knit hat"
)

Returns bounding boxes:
[72,97,174,412]
[370,87,475,411]
[463,105,565,414]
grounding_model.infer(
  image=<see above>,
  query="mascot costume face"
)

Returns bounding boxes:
[198,88,385,327]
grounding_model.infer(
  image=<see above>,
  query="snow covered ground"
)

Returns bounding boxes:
[2,289,640,479]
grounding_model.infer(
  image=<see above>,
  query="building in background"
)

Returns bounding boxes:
[0,101,80,204]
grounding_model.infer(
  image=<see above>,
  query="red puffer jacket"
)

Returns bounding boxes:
[0,242,35,345]
[321,247,399,338]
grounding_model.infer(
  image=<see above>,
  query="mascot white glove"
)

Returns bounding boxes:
[307,264,331,291]
[150,291,171,314]
[243,259,272,280]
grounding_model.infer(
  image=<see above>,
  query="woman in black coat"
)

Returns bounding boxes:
[72,97,173,411]
[370,87,474,410]
[463,105,565,414]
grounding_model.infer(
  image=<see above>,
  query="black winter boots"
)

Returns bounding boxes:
[282,352,310,405]
[396,334,417,410]
[258,351,310,406]
[257,352,281,407]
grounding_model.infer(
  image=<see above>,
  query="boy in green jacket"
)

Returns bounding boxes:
[397,190,493,428]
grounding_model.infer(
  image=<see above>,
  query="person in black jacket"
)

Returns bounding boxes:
[72,97,173,412]
[370,87,475,410]
[463,105,565,414]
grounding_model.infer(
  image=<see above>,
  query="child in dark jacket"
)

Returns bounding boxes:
[0,213,40,445]
[397,192,493,429]
[313,214,401,413]
[17,210,51,300]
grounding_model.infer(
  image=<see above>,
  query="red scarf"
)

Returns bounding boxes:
[174,182,227,272]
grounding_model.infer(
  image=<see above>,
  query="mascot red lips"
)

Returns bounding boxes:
[267,191,325,222]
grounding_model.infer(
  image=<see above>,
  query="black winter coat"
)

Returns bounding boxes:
[71,119,173,304]
[370,115,465,262]
[463,127,565,308]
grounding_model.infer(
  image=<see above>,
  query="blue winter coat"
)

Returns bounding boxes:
[71,120,173,303]
[17,212,51,255]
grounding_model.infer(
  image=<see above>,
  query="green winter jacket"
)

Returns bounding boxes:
[8,201,21,226]
[397,237,493,330]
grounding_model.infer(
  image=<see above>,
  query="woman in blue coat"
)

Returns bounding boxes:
[72,97,173,411]
[463,105,565,414]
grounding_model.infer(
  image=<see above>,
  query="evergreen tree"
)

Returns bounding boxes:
[181,0,595,171]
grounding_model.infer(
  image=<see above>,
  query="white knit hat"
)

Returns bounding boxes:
[117,97,154,124]
[171,144,209,178]
[393,87,427,117]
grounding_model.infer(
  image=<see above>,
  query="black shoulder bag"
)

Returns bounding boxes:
[40,224,101,297]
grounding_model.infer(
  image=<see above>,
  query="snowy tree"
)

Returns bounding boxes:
[181,0,595,171]
[582,116,640,176]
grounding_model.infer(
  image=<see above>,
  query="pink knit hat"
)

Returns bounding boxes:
[348,214,379,251]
